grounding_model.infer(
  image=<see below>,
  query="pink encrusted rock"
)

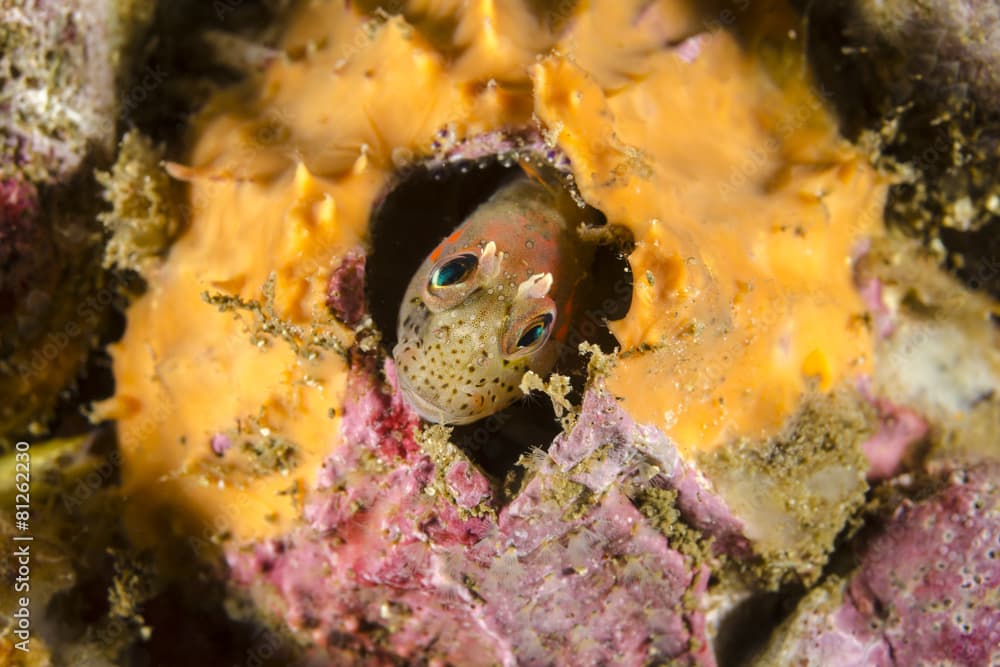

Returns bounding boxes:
[854,269,932,482]
[850,462,1000,666]
[326,249,367,327]
[858,276,895,339]
[758,460,1000,666]
[550,388,751,558]
[336,356,423,461]
[1,0,145,436]
[860,397,928,482]
[425,128,574,175]
[1,0,119,182]
[210,432,233,457]
[445,459,491,509]
[0,177,39,222]
[227,357,740,665]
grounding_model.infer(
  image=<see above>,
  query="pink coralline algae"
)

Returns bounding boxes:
[425,128,574,175]
[765,461,1000,666]
[326,249,367,327]
[858,381,929,482]
[548,388,750,559]
[0,177,47,317]
[853,271,930,482]
[210,432,233,457]
[445,459,492,509]
[857,276,895,340]
[860,399,928,482]
[0,177,39,222]
[226,356,752,665]
[1,0,133,436]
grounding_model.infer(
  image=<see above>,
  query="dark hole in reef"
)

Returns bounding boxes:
[941,222,1000,301]
[366,155,632,478]
[713,589,796,666]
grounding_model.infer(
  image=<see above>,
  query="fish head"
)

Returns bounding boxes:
[393,238,560,425]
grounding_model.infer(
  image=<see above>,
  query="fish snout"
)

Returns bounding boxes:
[392,340,498,425]
[394,367,489,426]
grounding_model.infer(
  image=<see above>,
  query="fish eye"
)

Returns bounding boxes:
[430,253,478,290]
[515,313,553,350]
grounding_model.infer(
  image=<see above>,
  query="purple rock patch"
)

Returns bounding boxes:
[849,462,1000,666]
[764,461,1000,666]
[210,432,233,457]
[326,249,367,327]
[0,177,39,223]
[857,276,895,339]
[550,388,751,558]
[227,361,737,665]
[860,396,928,482]
[0,177,50,317]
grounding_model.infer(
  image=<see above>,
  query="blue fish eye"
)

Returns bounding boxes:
[431,253,478,288]
[516,314,553,349]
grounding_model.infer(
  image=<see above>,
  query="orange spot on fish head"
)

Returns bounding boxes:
[554,292,575,341]
[429,227,472,263]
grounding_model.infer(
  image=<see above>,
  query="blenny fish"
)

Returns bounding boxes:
[393,172,595,425]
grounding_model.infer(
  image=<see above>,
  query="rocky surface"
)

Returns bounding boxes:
[801,0,1000,297]
[227,358,745,665]
[757,461,1000,667]
[0,0,153,439]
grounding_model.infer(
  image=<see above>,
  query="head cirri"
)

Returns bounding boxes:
[392,175,592,425]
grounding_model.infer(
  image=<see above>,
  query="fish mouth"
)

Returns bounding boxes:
[395,367,480,426]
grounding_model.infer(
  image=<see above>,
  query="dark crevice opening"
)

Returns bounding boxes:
[713,589,796,667]
[366,155,632,479]
[794,0,1000,302]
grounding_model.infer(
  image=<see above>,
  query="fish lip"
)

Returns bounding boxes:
[395,366,477,426]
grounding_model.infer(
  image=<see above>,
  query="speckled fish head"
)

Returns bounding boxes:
[393,180,580,425]
[394,237,560,425]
